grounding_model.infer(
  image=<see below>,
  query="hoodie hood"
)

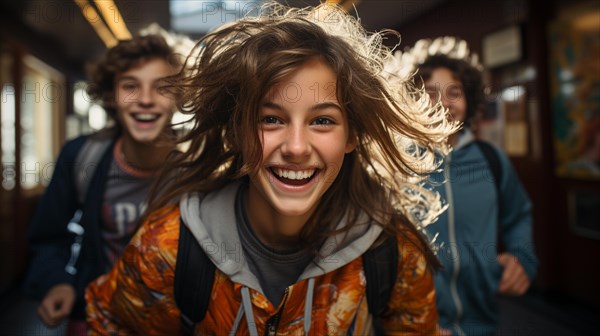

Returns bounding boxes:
[453,128,476,151]
[179,182,383,295]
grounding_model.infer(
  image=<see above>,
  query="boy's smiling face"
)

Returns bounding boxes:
[114,58,176,144]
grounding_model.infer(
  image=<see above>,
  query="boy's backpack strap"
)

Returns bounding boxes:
[63,136,114,276]
[362,234,398,316]
[174,218,216,335]
[74,137,112,205]
[474,140,502,195]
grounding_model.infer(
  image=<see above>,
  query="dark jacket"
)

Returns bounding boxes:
[23,134,116,319]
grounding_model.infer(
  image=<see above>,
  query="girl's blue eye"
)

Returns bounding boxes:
[313,117,334,126]
[262,116,280,124]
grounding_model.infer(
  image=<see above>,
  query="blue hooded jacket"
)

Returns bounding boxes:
[425,130,537,335]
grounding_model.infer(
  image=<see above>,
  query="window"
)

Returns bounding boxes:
[170,0,265,36]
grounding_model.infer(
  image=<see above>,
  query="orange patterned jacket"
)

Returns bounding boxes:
[86,202,439,335]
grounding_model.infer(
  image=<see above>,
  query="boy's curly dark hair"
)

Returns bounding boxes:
[86,34,179,121]
[416,54,485,127]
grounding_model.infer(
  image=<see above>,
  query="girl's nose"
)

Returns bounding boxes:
[281,126,311,159]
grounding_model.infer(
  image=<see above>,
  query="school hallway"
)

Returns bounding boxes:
[1,0,600,335]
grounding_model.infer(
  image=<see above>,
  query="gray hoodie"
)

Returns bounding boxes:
[179,182,383,335]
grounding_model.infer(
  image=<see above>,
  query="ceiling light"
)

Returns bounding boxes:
[73,0,118,47]
[93,0,132,40]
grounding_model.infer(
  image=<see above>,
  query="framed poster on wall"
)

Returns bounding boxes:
[482,25,523,69]
[549,5,600,179]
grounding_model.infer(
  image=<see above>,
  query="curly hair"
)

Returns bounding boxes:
[416,54,485,127]
[148,3,459,267]
[86,34,180,123]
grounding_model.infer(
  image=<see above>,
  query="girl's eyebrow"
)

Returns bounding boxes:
[262,101,283,111]
[310,102,343,113]
[261,101,343,113]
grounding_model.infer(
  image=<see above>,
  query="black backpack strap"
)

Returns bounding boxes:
[63,137,116,318]
[363,234,399,315]
[363,233,398,335]
[64,138,115,275]
[474,140,502,195]
[74,137,112,205]
[174,218,216,335]
[475,140,505,244]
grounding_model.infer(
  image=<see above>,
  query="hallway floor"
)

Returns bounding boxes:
[0,289,597,335]
[497,292,596,336]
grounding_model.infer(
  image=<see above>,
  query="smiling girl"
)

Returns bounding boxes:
[86,3,457,335]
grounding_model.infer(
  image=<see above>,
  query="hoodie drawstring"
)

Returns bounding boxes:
[241,287,259,336]
[229,301,245,336]
[230,280,315,336]
[229,287,259,336]
[304,278,315,334]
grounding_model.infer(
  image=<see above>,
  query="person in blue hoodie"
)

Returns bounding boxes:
[405,38,538,335]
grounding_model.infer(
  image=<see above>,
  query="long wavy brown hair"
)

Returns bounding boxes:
[147,3,458,268]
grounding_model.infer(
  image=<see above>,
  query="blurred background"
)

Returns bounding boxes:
[0,0,598,334]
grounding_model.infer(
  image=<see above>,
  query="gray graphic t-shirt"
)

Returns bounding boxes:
[101,142,156,269]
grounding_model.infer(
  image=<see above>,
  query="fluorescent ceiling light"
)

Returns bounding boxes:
[94,0,132,40]
[74,0,118,47]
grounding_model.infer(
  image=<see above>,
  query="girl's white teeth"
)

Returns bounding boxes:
[274,168,315,180]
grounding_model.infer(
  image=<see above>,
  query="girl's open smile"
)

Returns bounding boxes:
[269,166,320,186]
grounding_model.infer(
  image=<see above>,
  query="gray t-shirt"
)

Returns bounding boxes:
[101,149,155,269]
[236,187,313,307]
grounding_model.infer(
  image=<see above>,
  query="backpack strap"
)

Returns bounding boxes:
[64,136,114,276]
[474,140,502,195]
[474,140,505,243]
[174,223,398,335]
[174,218,216,335]
[74,137,112,205]
[363,233,398,335]
[363,234,399,316]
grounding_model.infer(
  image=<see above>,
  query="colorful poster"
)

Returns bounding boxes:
[548,9,600,178]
